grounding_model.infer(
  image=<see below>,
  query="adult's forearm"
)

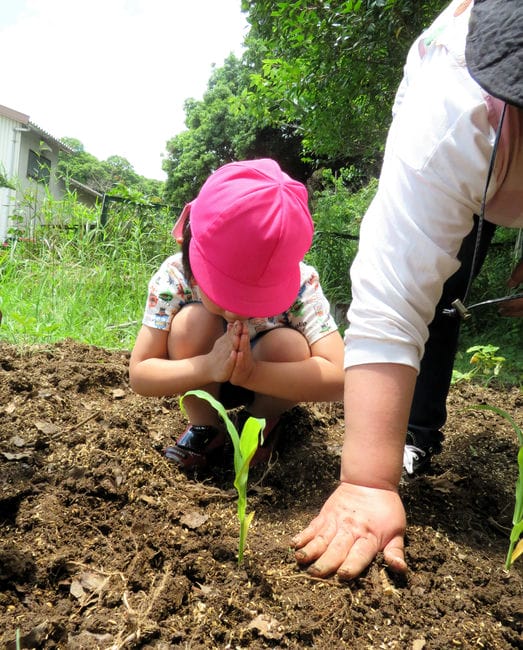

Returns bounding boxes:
[341,363,417,490]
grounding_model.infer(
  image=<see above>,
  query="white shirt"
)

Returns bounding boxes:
[344,0,523,372]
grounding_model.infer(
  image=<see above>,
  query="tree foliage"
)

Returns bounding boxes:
[162,0,448,197]
[58,138,163,199]
[240,0,448,170]
[162,53,314,208]
[162,55,257,208]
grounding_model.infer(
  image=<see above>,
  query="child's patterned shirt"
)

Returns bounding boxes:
[142,252,338,346]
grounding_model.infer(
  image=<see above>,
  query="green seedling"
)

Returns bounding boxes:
[470,403,523,568]
[452,344,506,386]
[180,389,265,564]
[467,344,506,384]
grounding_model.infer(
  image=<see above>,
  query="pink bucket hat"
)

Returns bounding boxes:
[175,158,313,318]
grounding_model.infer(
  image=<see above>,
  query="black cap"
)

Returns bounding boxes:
[465,0,523,108]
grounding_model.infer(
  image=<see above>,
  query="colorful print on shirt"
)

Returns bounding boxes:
[142,252,338,347]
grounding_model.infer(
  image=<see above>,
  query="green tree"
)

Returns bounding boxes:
[58,139,163,199]
[240,0,448,171]
[163,55,256,207]
[58,143,112,193]
[162,53,312,208]
[105,155,141,187]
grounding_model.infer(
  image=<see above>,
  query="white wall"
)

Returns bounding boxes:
[0,112,67,241]
[0,114,24,242]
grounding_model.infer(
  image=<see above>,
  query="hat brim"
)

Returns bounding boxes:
[465,0,523,108]
[189,238,300,318]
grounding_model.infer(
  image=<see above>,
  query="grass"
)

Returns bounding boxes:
[0,193,174,349]
[1,249,145,348]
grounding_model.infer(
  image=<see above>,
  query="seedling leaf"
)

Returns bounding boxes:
[511,538,523,563]
[179,389,265,564]
[238,416,263,474]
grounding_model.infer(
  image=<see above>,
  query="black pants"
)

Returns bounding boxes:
[408,216,497,434]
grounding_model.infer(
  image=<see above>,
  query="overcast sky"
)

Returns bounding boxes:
[0,0,248,180]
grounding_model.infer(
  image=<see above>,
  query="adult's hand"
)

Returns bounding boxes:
[291,481,408,580]
[498,296,523,317]
[499,259,523,317]
[507,258,523,289]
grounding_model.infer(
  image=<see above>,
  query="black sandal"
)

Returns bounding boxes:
[164,425,226,469]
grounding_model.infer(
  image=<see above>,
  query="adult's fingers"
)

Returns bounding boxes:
[498,297,523,317]
[336,535,379,580]
[306,529,356,578]
[507,259,523,288]
[292,515,336,564]
[383,536,408,574]
[292,483,407,580]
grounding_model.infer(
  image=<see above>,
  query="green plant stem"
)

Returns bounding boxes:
[180,389,264,564]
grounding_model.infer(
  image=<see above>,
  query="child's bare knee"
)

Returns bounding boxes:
[255,328,310,362]
[169,303,223,358]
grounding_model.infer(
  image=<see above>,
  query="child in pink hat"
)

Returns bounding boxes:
[129,158,344,469]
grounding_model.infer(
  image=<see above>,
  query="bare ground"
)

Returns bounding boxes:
[0,340,522,649]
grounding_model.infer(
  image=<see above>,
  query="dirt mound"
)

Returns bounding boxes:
[0,340,521,649]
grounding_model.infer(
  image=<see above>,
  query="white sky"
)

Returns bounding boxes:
[0,0,248,180]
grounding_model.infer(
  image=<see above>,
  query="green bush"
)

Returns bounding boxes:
[307,170,377,319]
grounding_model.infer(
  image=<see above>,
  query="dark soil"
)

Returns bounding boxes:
[0,340,522,649]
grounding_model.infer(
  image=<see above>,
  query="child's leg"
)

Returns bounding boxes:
[248,327,311,419]
[167,303,225,428]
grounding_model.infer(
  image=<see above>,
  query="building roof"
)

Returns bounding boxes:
[69,178,103,199]
[0,103,73,154]
[0,104,29,124]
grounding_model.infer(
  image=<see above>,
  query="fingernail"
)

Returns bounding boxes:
[307,565,322,577]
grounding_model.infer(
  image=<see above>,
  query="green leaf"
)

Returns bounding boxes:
[511,538,523,563]
[238,416,265,472]
[179,389,263,565]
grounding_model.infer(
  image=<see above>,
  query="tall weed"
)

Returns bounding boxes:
[0,191,175,348]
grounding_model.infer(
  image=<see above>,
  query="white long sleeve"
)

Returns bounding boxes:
[344,3,503,372]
